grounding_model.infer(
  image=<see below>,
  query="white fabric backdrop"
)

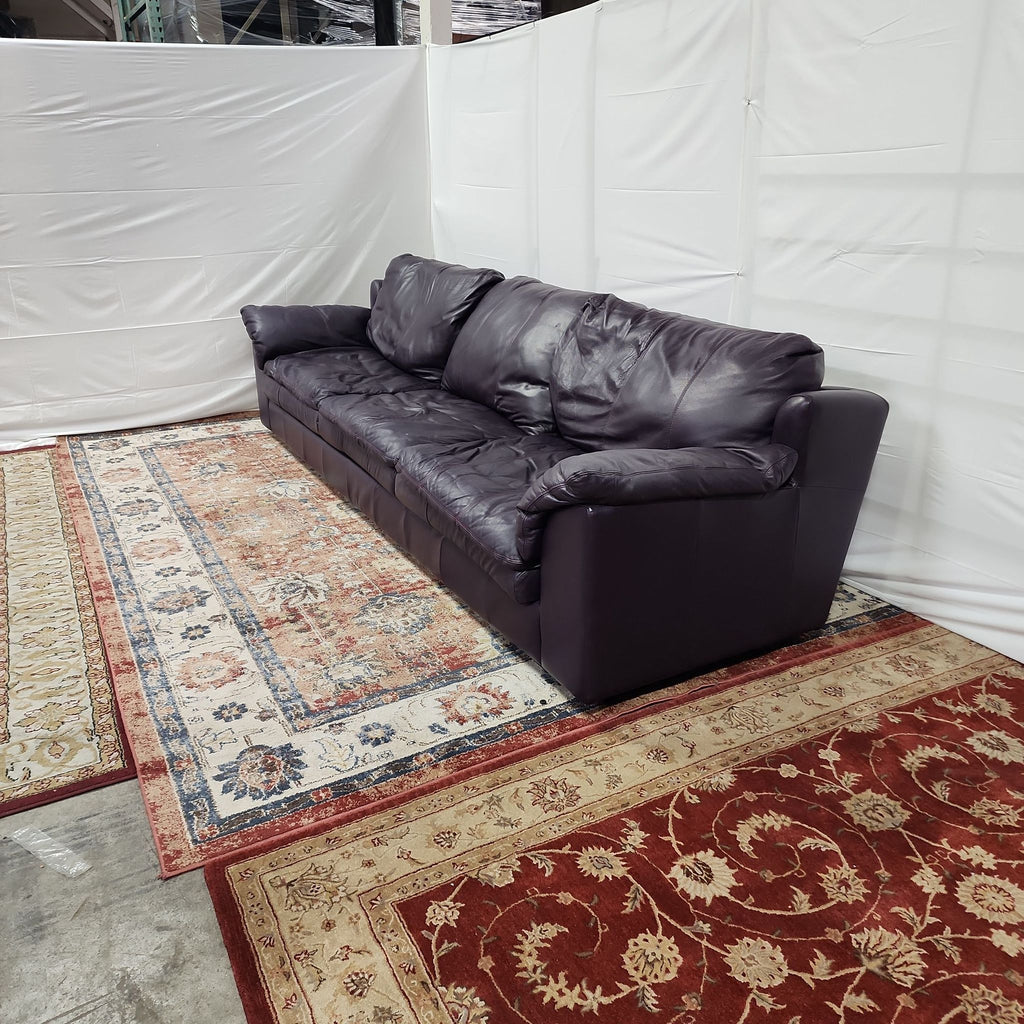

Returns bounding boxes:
[1,5,1021,663]
[429,0,1024,662]
[428,0,751,315]
[0,40,431,448]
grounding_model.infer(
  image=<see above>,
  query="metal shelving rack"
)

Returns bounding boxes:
[116,0,164,40]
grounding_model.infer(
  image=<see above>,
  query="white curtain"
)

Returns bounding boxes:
[0,41,431,449]
[429,0,1024,662]
[2,1,1021,663]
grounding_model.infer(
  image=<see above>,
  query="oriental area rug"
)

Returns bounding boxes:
[1,448,134,817]
[60,415,898,876]
[207,628,1024,1024]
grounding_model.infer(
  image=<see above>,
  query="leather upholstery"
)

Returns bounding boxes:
[257,371,324,434]
[550,294,824,451]
[771,387,888,492]
[538,492,802,703]
[771,387,890,635]
[243,259,888,704]
[265,347,438,409]
[366,254,503,382]
[318,390,524,492]
[242,303,371,370]
[443,276,595,434]
[515,443,799,564]
[261,395,542,661]
[394,434,583,603]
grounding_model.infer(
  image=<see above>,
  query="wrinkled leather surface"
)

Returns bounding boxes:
[442,276,595,434]
[394,434,582,603]
[262,392,543,660]
[242,303,371,370]
[366,254,503,381]
[265,347,439,409]
[515,443,798,564]
[318,390,523,492]
[258,371,324,434]
[551,294,824,451]
[248,275,890,704]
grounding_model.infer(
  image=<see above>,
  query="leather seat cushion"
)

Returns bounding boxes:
[318,391,525,492]
[258,372,323,434]
[551,294,825,451]
[394,434,583,604]
[442,276,595,434]
[265,346,439,410]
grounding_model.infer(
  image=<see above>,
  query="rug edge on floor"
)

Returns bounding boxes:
[0,448,136,819]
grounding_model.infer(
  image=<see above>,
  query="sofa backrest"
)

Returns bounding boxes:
[550,294,824,451]
[442,276,595,434]
[366,254,503,383]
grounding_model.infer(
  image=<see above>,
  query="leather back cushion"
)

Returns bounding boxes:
[366,255,504,381]
[550,294,824,450]
[443,277,595,434]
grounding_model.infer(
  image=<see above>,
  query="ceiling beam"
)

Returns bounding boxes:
[56,0,114,36]
[77,0,117,22]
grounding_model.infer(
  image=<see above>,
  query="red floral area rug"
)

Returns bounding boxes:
[1,448,134,817]
[58,415,899,876]
[207,615,1024,1024]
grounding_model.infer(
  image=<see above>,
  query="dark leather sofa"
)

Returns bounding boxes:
[241,254,888,703]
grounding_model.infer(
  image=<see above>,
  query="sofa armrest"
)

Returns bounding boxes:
[241,303,372,371]
[772,387,888,491]
[516,444,797,563]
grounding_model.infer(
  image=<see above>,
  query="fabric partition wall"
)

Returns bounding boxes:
[428,0,1024,663]
[428,0,750,320]
[0,41,431,449]
[738,0,1024,662]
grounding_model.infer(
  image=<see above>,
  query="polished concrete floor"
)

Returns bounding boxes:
[1,780,246,1024]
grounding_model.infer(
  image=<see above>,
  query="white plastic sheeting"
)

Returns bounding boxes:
[429,0,1024,662]
[0,40,431,448]
[429,0,750,315]
[1,1,1021,664]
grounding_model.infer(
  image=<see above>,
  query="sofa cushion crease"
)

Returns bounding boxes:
[265,347,440,410]
[442,276,597,434]
[318,390,525,494]
[551,293,825,451]
[394,434,584,604]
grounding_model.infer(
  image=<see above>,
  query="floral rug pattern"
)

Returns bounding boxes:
[61,417,897,875]
[207,620,1023,1024]
[1,449,133,816]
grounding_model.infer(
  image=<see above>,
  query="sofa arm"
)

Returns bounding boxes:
[241,303,372,371]
[771,387,888,634]
[516,444,797,563]
[772,387,888,491]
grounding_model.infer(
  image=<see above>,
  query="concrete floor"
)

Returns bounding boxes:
[0,780,246,1024]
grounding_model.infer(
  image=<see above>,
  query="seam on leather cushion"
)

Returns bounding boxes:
[398,473,530,569]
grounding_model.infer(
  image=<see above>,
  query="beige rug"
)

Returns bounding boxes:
[1,448,134,816]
